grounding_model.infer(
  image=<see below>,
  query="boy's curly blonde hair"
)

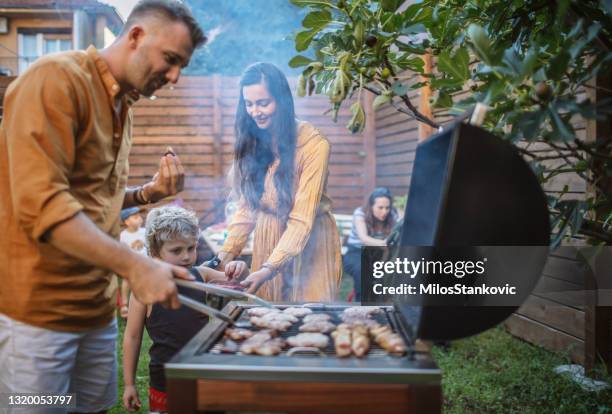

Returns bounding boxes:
[145,206,199,257]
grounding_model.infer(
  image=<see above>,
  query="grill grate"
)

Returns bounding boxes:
[206,306,407,358]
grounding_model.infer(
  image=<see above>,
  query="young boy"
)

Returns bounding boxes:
[119,207,147,318]
[122,206,248,413]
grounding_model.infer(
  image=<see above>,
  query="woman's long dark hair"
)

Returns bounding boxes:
[364,187,396,236]
[234,62,296,217]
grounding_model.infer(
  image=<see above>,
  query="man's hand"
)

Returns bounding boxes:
[240,267,274,294]
[142,146,185,202]
[125,255,194,309]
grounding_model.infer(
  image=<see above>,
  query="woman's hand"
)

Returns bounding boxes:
[224,260,249,280]
[240,267,274,294]
[122,384,141,412]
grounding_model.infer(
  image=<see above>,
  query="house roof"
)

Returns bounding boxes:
[0,0,124,32]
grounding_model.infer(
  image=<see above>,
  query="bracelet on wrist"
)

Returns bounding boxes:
[134,186,151,205]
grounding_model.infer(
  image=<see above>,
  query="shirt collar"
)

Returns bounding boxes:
[86,45,123,102]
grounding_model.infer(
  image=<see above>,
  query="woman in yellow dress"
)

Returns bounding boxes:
[217,62,341,302]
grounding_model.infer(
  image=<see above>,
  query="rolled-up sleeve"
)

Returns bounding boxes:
[4,63,83,241]
[265,138,330,269]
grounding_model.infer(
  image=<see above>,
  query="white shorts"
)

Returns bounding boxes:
[0,314,118,413]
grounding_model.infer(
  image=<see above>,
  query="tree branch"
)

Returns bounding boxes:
[364,77,440,128]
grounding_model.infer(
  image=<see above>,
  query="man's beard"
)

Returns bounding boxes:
[141,76,166,97]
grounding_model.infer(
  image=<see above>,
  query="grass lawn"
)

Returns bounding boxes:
[108,277,612,413]
[433,327,612,414]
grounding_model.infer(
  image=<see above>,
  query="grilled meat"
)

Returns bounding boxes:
[370,325,406,355]
[331,324,352,357]
[282,307,313,318]
[224,328,254,341]
[240,331,285,356]
[287,333,329,349]
[342,306,382,319]
[351,324,370,357]
[299,320,336,334]
[303,313,332,323]
[247,307,280,317]
[250,317,292,331]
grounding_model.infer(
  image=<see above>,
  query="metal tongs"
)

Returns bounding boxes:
[175,279,274,325]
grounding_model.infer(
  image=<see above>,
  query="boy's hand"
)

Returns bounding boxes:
[125,255,195,309]
[123,384,141,412]
[224,260,249,280]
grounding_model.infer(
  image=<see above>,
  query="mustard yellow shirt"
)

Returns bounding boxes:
[222,121,334,269]
[0,46,133,331]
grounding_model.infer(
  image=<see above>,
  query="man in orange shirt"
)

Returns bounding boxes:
[0,1,206,412]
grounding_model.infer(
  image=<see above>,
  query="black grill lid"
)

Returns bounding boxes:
[396,123,550,341]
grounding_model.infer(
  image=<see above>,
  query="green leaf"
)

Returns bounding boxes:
[289,55,314,68]
[328,69,351,103]
[569,201,587,236]
[290,0,333,8]
[380,0,402,12]
[304,61,324,78]
[395,40,427,54]
[296,29,318,52]
[502,48,522,77]
[533,67,547,82]
[381,12,403,32]
[297,74,307,97]
[467,24,496,66]
[569,22,602,59]
[303,10,332,30]
[548,107,575,141]
[430,77,464,88]
[396,55,425,73]
[520,47,538,78]
[547,51,571,81]
[373,93,392,110]
[432,91,452,108]
[347,101,366,133]
[353,20,365,47]
[575,159,588,172]
[438,47,469,81]
[481,80,506,105]
[515,110,546,140]
[555,0,571,26]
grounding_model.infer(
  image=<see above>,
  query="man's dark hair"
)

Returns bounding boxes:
[122,0,207,49]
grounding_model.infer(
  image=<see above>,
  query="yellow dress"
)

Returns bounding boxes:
[220,121,342,302]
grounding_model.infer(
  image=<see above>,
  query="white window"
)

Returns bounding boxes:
[18,33,72,74]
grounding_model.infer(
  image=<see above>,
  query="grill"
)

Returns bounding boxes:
[165,302,442,414]
[209,305,395,358]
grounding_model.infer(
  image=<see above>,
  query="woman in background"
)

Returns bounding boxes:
[344,187,398,301]
[216,62,341,302]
